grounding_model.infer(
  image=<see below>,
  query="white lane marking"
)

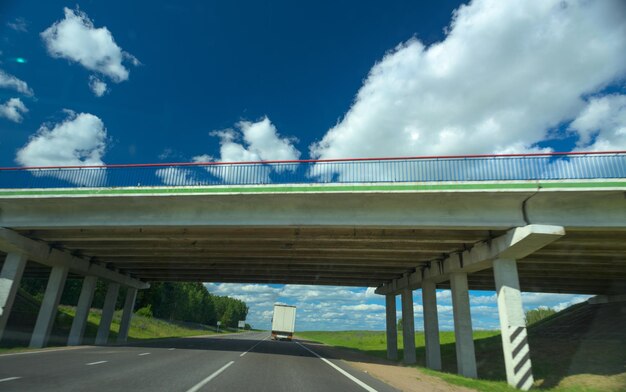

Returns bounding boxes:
[240,336,268,357]
[168,348,175,351]
[296,342,378,392]
[0,345,89,357]
[138,352,151,356]
[0,377,21,383]
[86,361,108,366]
[185,361,234,392]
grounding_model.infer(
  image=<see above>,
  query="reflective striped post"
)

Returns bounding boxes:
[494,258,534,390]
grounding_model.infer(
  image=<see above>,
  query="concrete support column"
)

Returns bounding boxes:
[450,272,477,378]
[68,276,98,346]
[95,282,120,345]
[401,288,416,364]
[385,294,398,360]
[422,280,442,370]
[494,258,534,390]
[30,266,69,348]
[117,287,137,343]
[0,253,28,341]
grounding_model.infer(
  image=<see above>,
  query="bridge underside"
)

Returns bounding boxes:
[4,226,625,294]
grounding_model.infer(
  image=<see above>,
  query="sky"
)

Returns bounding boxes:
[1,0,625,330]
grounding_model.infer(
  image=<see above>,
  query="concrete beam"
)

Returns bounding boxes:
[95,282,120,345]
[30,265,68,348]
[68,276,97,346]
[0,252,28,341]
[385,294,398,361]
[0,227,148,290]
[450,272,477,378]
[401,288,416,364]
[117,287,137,343]
[422,280,441,370]
[376,224,564,295]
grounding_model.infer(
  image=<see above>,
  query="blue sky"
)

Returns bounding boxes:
[1,1,625,330]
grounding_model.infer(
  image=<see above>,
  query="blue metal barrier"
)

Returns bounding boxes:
[0,152,624,189]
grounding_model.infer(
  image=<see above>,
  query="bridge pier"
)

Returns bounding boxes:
[494,258,534,390]
[0,252,28,342]
[385,293,398,360]
[30,266,69,348]
[401,288,416,364]
[68,275,98,346]
[95,282,120,345]
[117,287,138,343]
[450,272,477,378]
[422,280,442,370]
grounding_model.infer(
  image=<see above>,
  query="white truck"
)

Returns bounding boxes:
[271,304,296,341]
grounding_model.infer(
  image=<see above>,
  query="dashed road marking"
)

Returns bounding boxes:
[240,336,268,357]
[86,361,108,366]
[0,377,21,383]
[138,352,151,356]
[185,361,234,392]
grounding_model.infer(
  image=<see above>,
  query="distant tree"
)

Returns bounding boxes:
[525,306,557,325]
[397,317,403,331]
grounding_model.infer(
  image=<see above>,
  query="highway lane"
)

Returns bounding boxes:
[0,332,398,391]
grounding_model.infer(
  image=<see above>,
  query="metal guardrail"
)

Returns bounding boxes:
[0,152,624,189]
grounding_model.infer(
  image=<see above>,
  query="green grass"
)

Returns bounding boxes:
[296,331,625,392]
[0,305,229,354]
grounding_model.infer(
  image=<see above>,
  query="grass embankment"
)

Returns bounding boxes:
[296,330,625,392]
[0,305,226,354]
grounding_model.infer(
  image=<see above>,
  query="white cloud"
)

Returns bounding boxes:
[0,69,34,96]
[7,17,28,32]
[187,117,301,184]
[205,283,380,330]
[207,117,300,163]
[0,98,28,122]
[16,110,107,174]
[89,75,108,97]
[570,94,626,151]
[41,7,139,84]
[310,0,626,165]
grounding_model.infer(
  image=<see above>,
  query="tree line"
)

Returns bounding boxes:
[21,279,249,328]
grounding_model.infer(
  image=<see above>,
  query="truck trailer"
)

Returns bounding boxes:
[271,304,296,340]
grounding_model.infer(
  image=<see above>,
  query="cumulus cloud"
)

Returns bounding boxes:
[570,94,626,151]
[157,117,301,186]
[41,7,139,90]
[310,0,626,163]
[15,111,108,186]
[88,75,108,97]
[0,69,34,96]
[0,98,28,122]
[208,117,300,163]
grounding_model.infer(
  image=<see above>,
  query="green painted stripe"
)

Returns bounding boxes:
[0,180,624,197]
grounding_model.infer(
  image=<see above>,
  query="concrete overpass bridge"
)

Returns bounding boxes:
[1,151,625,390]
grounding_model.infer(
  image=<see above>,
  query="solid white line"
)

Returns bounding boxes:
[0,377,21,383]
[86,360,108,366]
[0,345,89,357]
[296,342,378,392]
[240,336,268,357]
[138,352,151,356]
[185,361,234,392]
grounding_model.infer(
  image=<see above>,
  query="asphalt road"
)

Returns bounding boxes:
[0,332,398,392]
